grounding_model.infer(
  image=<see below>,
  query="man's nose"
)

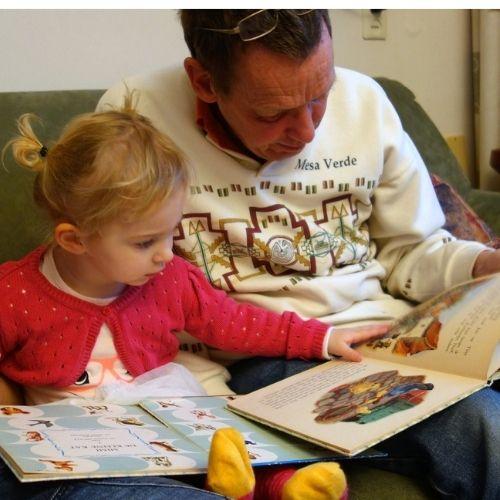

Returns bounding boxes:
[287,104,316,144]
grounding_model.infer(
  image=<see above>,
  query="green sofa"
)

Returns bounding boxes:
[0,79,498,499]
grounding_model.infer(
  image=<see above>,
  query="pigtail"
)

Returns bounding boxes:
[2,92,190,234]
[121,86,140,115]
[2,114,48,172]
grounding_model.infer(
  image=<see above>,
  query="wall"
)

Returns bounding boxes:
[0,9,474,173]
[0,10,188,91]
[332,9,474,177]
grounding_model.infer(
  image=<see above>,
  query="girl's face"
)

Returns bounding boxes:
[79,188,186,297]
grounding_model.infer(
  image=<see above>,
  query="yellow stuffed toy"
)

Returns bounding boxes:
[207,427,348,500]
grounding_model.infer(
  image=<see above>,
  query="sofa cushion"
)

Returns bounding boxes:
[431,174,500,248]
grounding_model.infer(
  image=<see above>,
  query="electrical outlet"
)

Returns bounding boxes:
[362,10,387,40]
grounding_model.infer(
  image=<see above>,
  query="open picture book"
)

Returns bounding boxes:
[1,274,498,480]
[0,395,381,482]
[228,273,500,456]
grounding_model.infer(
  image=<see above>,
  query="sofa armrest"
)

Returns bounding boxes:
[466,189,500,236]
[375,77,472,198]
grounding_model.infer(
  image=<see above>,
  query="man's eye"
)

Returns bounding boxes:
[258,112,283,123]
[135,239,154,249]
[312,92,328,105]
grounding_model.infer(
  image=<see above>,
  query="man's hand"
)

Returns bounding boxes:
[472,249,500,278]
[327,323,391,362]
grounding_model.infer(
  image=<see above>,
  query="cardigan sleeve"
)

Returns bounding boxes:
[180,263,327,360]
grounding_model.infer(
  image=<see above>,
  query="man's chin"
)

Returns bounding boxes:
[263,145,305,161]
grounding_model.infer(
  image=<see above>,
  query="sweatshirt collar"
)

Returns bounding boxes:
[195,98,262,170]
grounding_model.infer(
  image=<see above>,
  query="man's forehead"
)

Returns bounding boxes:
[230,33,334,110]
[248,65,335,111]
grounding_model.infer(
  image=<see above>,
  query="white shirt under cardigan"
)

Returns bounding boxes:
[98,66,486,366]
[25,248,333,401]
[24,248,236,402]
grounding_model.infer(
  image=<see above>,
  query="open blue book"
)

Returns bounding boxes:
[0,395,382,482]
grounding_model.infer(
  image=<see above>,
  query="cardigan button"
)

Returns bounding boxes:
[102,307,111,316]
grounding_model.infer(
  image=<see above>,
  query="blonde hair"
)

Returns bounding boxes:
[3,93,190,234]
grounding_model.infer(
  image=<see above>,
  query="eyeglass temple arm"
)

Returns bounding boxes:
[202,27,240,35]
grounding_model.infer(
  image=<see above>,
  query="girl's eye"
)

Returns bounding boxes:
[135,239,154,249]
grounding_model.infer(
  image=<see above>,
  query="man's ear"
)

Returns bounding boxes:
[184,57,218,103]
[54,223,87,255]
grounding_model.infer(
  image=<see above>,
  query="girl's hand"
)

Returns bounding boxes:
[327,323,391,362]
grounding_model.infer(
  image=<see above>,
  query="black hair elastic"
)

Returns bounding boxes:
[39,146,48,157]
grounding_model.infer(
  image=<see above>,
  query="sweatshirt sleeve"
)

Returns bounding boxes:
[180,263,327,360]
[369,89,487,303]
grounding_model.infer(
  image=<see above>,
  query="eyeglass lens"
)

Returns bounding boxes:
[238,10,278,41]
[238,9,314,41]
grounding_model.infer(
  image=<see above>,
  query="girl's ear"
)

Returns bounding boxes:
[54,223,87,255]
[184,57,218,103]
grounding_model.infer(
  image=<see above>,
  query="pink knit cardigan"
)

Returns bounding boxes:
[0,247,327,387]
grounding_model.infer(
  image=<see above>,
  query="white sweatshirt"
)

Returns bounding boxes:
[98,66,485,356]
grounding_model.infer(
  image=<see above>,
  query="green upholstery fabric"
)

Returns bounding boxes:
[1,79,496,500]
[466,188,500,235]
[376,77,471,196]
[377,77,500,235]
[344,463,437,500]
[0,90,104,262]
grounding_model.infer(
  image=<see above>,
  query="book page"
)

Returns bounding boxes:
[139,396,377,467]
[359,275,500,379]
[0,399,207,481]
[0,397,381,482]
[228,358,485,456]
[487,343,500,381]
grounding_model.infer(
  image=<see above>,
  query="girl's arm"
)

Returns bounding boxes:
[182,264,327,360]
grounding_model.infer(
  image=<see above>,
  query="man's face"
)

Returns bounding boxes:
[214,24,334,162]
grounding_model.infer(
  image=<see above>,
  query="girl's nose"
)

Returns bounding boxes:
[153,244,173,264]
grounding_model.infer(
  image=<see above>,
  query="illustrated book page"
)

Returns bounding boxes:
[0,396,381,482]
[359,274,500,380]
[228,357,487,456]
[139,396,381,465]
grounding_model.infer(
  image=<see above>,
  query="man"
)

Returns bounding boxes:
[99,10,499,499]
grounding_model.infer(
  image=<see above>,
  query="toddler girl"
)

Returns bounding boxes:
[1,96,385,499]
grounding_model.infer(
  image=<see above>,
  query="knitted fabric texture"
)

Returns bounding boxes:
[0,247,327,387]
